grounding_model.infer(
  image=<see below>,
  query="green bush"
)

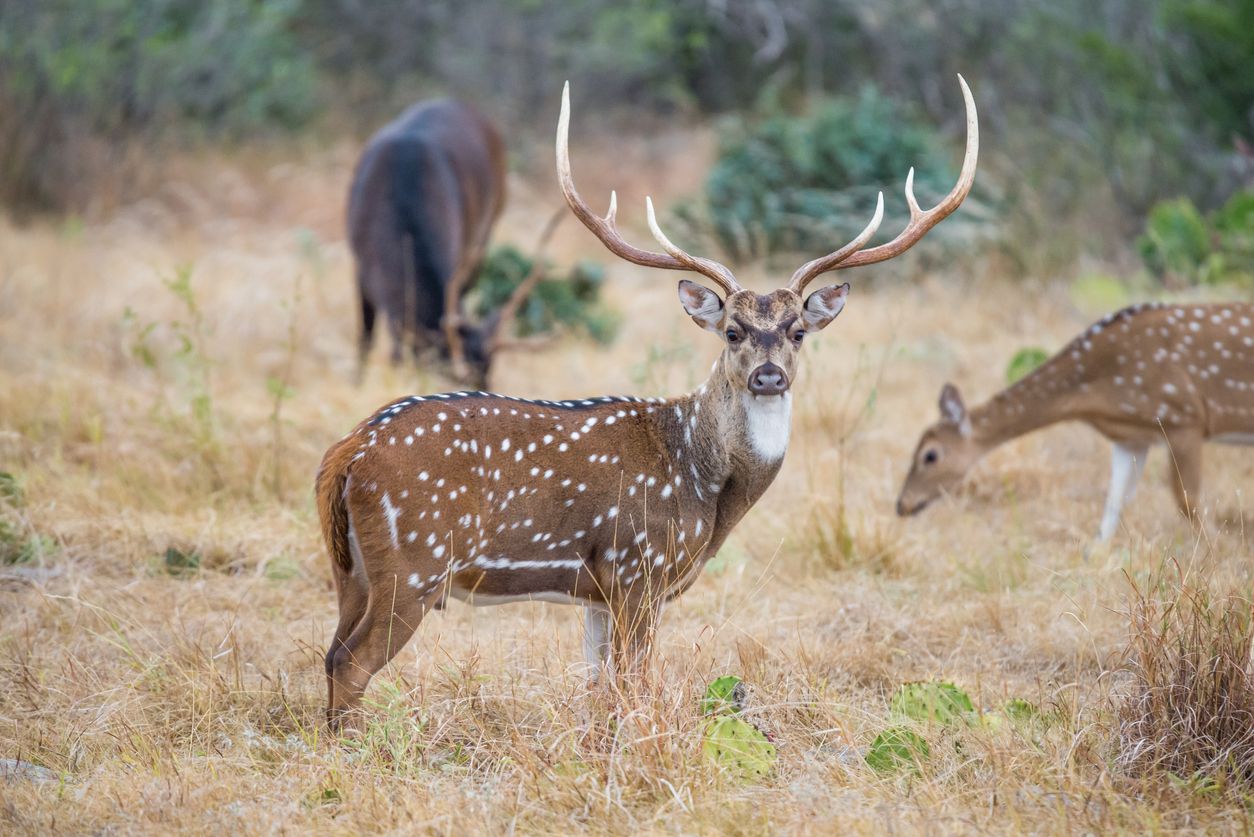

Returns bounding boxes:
[472,246,619,345]
[683,86,971,263]
[1006,348,1050,384]
[1138,191,1254,286]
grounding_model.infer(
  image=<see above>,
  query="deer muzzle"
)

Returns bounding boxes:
[748,362,789,396]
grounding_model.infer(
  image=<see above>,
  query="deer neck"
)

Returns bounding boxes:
[968,379,1077,451]
[657,356,791,510]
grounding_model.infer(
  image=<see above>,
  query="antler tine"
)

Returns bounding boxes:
[487,206,566,355]
[788,74,979,292]
[787,192,884,294]
[443,246,481,379]
[645,197,741,295]
[556,82,742,296]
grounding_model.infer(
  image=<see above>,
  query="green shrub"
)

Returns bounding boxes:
[472,246,619,345]
[865,727,930,773]
[1138,191,1254,286]
[1137,198,1212,281]
[682,85,975,263]
[1006,348,1050,385]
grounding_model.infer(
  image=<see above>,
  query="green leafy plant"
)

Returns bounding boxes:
[1004,698,1039,723]
[0,520,55,566]
[681,85,981,263]
[1138,190,1254,286]
[0,472,23,507]
[702,716,777,780]
[700,675,777,780]
[891,681,976,726]
[865,727,930,773]
[472,247,619,344]
[162,546,201,577]
[701,675,747,716]
[1006,348,1050,384]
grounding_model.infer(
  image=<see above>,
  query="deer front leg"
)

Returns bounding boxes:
[582,603,612,677]
[1165,428,1204,525]
[1098,442,1149,541]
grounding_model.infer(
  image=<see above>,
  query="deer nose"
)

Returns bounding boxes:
[748,363,789,395]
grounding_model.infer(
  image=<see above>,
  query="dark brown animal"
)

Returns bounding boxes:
[348,99,511,387]
[319,78,978,730]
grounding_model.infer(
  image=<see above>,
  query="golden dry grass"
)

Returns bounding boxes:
[2,137,1253,834]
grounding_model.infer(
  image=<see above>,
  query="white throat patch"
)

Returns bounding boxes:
[742,392,792,461]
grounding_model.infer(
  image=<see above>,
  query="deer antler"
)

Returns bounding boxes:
[443,241,485,381]
[788,74,979,294]
[486,207,566,355]
[557,82,743,297]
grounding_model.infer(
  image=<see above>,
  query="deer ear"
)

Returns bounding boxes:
[677,280,724,332]
[939,383,970,435]
[802,283,849,332]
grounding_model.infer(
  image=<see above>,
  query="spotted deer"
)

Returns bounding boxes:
[318,78,978,728]
[897,302,1254,541]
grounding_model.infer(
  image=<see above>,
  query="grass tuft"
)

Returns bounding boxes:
[1116,562,1254,788]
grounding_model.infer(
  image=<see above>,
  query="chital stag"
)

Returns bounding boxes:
[897,302,1254,541]
[318,79,978,728]
[349,98,559,387]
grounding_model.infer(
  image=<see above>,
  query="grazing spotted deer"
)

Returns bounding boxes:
[897,302,1254,541]
[318,78,978,728]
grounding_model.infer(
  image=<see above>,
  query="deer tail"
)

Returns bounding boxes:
[316,437,357,576]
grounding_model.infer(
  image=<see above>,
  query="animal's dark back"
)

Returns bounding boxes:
[348,100,506,335]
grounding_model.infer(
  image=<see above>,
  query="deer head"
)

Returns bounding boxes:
[443,210,566,389]
[557,77,978,404]
[897,383,985,515]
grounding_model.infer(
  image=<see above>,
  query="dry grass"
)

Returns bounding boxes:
[2,137,1254,834]
[1117,562,1254,789]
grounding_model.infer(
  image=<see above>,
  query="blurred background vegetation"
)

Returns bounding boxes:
[1,0,1252,284]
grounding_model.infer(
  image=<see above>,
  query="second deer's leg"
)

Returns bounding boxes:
[1164,428,1204,524]
[327,575,436,730]
[1098,442,1149,541]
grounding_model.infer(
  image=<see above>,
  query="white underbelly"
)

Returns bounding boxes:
[1212,432,1254,446]
[446,587,585,607]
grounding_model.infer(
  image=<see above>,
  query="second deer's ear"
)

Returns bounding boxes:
[677,280,724,332]
[939,383,971,435]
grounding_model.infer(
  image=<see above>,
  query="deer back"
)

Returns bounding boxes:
[347,100,506,340]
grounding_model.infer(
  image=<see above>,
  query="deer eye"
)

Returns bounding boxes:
[923,449,940,465]
[725,329,740,344]
[791,329,805,345]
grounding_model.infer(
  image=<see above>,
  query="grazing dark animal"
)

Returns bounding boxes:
[348,99,515,387]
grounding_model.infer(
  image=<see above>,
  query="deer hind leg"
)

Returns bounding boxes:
[325,522,370,723]
[1165,428,1204,526]
[327,575,437,732]
[1098,442,1149,541]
